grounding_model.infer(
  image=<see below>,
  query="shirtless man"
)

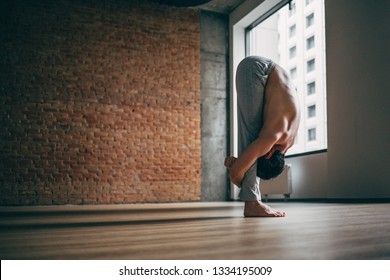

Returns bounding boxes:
[224,56,300,217]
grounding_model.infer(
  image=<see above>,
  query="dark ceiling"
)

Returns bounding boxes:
[158,0,246,14]
[197,0,245,14]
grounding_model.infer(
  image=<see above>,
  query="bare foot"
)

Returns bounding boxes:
[244,201,285,217]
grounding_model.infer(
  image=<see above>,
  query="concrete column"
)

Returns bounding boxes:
[200,11,230,201]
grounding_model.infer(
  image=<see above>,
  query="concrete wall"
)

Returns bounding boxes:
[325,0,390,198]
[200,11,230,201]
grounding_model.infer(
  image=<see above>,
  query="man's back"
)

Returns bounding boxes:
[260,64,301,154]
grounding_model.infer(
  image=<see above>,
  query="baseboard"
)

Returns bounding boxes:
[260,198,390,203]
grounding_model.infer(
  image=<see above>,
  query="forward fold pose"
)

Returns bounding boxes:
[225,56,300,217]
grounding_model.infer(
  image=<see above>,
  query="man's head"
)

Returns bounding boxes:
[257,150,285,180]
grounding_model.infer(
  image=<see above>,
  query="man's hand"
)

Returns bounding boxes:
[224,156,237,169]
[224,156,243,187]
[224,132,279,187]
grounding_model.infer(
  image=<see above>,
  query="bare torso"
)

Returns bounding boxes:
[260,64,300,155]
[226,63,300,187]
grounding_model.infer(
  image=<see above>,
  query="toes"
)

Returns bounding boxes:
[270,211,285,217]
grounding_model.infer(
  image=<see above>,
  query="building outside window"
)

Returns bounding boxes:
[306,35,315,50]
[289,24,296,37]
[306,13,315,27]
[307,58,315,72]
[289,2,296,16]
[289,46,297,58]
[246,0,327,154]
[306,0,314,5]
[290,67,297,79]
[307,104,316,118]
[307,81,316,95]
[308,128,317,141]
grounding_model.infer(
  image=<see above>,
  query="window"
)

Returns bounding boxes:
[308,128,317,141]
[244,0,327,155]
[289,46,297,58]
[307,81,316,95]
[306,35,315,50]
[306,0,314,5]
[307,104,316,118]
[306,13,315,27]
[290,67,297,79]
[307,58,315,72]
[289,1,296,16]
[289,24,296,37]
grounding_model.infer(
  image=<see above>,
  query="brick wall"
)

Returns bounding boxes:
[0,0,201,205]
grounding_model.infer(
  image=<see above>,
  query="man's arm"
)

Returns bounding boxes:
[229,134,278,186]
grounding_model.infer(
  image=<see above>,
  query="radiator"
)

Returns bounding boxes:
[260,164,292,200]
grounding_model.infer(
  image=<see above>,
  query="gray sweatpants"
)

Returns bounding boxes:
[235,56,275,201]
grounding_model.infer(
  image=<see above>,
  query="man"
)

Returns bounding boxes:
[225,56,300,217]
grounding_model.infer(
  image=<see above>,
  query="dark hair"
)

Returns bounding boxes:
[256,150,285,180]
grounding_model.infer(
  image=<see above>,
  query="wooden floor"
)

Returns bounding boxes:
[0,202,389,260]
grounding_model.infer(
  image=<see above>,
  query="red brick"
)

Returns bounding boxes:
[0,0,201,205]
